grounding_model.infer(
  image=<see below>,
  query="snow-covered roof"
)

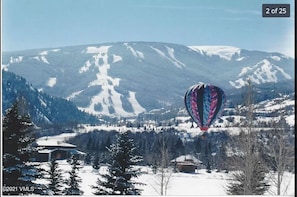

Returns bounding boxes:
[69,149,86,155]
[36,140,76,148]
[38,149,55,154]
[171,154,202,164]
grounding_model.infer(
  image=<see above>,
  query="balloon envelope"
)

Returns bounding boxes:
[184,83,226,131]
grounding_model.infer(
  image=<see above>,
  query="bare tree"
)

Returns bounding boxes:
[152,134,173,195]
[226,80,269,195]
[265,116,295,195]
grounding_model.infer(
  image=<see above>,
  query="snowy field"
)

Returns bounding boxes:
[37,160,295,196]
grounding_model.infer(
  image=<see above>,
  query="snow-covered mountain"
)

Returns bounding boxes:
[2,71,99,126]
[2,42,294,117]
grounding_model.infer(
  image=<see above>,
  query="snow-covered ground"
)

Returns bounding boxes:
[36,160,295,196]
[34,110,295,196]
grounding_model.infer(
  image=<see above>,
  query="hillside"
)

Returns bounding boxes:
[2,42,294,117]
[2,71,100,126]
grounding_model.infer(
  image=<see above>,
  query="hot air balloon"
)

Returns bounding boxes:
[184,83,226,131]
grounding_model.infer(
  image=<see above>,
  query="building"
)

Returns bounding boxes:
[171,154,202,173]
[33,139,86,162]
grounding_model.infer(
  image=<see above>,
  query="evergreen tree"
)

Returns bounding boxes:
[215,139,228,172]
[92,153,100,170]
[92,131,144,195]
[2,101,40,195]
[45,159,64,195]
[226,160,269,195]
[198,133,212,173]
[152,160,158,174]
[84,153,92,165]
[63,155,84,195]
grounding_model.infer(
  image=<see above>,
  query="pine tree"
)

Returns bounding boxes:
[84,153,92,165]
[215,139,228,172]
[63,155,84,195]
[2,101,40,195]
[44,159,64,195]
[92,131,144,195]
[226,159,269,195]
[92,154,100,170]
[199,133,212,173]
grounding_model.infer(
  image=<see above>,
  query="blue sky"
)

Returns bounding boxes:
[1,0,295,57]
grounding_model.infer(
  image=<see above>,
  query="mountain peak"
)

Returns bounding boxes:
[189,45,241,61]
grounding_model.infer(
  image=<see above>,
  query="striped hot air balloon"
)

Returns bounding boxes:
[184,83,226,131]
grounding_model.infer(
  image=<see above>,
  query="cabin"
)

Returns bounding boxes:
[171,154,202,173]
[33,139,86,162]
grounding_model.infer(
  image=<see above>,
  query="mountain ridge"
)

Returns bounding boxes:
[2,41,294,117]
[2,71,100,126]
